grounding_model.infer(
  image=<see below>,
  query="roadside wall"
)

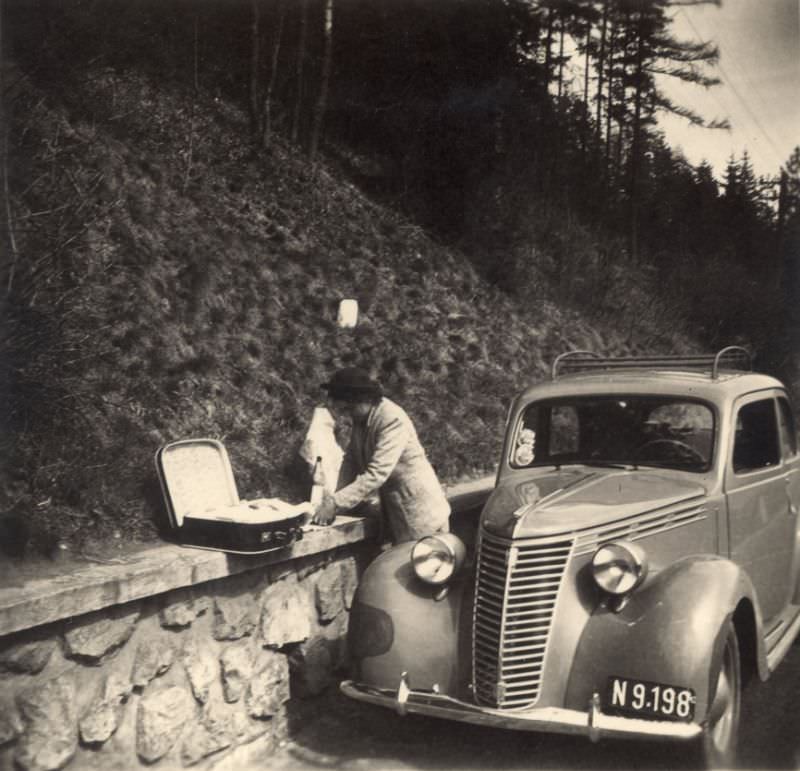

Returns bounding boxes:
[0,478,492,771]
[0,539,373,771]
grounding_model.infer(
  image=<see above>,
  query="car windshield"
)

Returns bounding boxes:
[511,396,715,473]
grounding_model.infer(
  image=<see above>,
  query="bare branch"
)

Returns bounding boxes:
[3,131,20,297]
[645,63,720,88]
[652,93,730,129]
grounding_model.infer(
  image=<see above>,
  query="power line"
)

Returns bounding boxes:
[710,21,798,154]
[679,7,786,170]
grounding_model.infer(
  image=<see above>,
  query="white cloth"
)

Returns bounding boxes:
[298,406,343,493]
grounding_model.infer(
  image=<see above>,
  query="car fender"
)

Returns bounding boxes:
[347,543,472,695]
[564,555,767,720]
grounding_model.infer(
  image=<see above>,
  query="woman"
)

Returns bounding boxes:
[311,367,450,545]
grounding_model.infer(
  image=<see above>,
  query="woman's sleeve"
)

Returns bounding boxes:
[332,413,408,512]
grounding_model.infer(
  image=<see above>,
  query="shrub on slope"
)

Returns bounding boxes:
[2,62,691,556]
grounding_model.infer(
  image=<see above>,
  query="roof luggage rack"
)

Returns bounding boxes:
[551,346,752,381]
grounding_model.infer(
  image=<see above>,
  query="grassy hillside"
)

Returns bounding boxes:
[1,57,696,558]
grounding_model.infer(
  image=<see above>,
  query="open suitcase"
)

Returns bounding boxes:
[155,438,309,554]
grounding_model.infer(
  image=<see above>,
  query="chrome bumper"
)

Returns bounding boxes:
[340,674,702,743]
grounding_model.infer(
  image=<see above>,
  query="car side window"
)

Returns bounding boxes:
[733,398,780,474]
[777,397,798,458]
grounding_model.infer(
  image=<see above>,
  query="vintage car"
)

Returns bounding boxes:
[341,347,800,768]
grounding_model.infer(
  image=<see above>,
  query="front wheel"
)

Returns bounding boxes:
[696,620,741,768]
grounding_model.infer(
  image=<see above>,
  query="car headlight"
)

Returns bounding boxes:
[591,541,648,595]
[411,533,466,585]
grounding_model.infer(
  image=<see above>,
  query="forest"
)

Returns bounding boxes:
[7,0,800,325]
[1,0,799,555]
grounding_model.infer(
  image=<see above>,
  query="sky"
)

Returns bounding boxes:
[657,0,800,180]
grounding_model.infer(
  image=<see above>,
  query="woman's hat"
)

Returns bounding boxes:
[321,367,382,400]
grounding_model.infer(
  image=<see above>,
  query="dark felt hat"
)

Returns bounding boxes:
[321,367,382,400]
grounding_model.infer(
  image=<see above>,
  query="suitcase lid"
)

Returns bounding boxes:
[155,439,240,528]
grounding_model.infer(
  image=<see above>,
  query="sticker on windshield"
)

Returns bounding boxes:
[515,428,536,465]
[515,445,534,465]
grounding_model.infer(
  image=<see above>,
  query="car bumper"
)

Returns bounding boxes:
[340,675,703,743]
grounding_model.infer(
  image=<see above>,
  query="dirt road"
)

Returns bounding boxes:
[268,644,800,771]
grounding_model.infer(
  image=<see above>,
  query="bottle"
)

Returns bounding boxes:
[310,456,326,510]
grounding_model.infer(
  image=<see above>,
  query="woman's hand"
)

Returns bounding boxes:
[312,491,337,526]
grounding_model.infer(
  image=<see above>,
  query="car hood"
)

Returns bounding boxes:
[482,467,708,539]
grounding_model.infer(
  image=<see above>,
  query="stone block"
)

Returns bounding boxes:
[230,710,271,746]
[180,697,235,766]
[219,638,255,703]
[270,552,328,584]
[258,577,311,649]
[14,670,78,771]
[79,671,132,745]
[135,684,193,763]
[0,696,23,746]
[318,613,349,671]
[63,603,140,664]
[212,594,256,641]
[288,636,335,698]
[245,649,290,718]
[0,634,56,675]
[270,707,290,746]
[314,564,344,623]
[209,735,274,771]
[181,634,218,704]
[295,554,329,582]
[131,637,174,688]
[340,556,359,610]
[159,587,209,628]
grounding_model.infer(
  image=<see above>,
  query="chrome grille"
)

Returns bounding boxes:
[472,532,573,709]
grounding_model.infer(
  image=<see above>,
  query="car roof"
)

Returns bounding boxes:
[516,369,786,407]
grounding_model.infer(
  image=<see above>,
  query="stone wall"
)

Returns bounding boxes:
[0,544,372,771]
[0,477,493,771]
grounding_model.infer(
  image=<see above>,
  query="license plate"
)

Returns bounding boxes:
[604,676,696,722]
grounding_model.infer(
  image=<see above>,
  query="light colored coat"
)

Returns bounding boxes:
[333,398,450,544]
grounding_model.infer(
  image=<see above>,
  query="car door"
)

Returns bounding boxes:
[725,392,797,623]
[776,394,800,601]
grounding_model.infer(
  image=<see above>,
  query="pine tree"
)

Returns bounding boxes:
[779,147,800,326]
[621,0,724,261]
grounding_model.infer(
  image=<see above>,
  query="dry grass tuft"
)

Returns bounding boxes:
[1,62,697,557]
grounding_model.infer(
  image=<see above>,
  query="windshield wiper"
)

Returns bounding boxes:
[553,460,637,470]
[634,460,703,471]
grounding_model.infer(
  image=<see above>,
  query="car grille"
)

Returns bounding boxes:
[472,531,573,709]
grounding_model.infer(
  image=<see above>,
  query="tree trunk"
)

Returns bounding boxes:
[310,0,333,160]
[583,21,590,106]
[291,0,309,146]
[557,18,565,101]
[583,18,591,147]
[628,9,646,263]
[193,12,199,93]
[262,0,287,147]
[778,170,794,324]
[543,4,554,98]
[595,0,608,139]
[604,20,615,165]
[249,0,261,135]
